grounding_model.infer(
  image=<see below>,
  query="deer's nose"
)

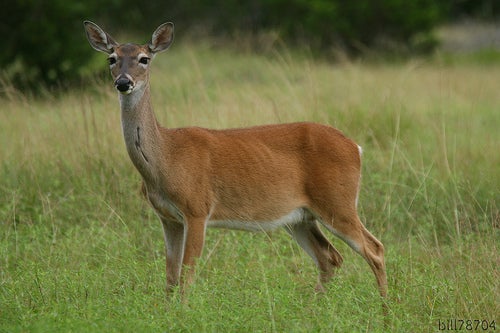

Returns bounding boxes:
[115,76,132,93]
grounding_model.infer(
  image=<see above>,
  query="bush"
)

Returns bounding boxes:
[2,0,496,90]
[180,0,444,52]
[0,1,100,90]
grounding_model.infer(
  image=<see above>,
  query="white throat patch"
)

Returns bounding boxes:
[119,84,145,111]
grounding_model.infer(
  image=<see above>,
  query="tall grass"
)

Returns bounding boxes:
[1,41,498,332]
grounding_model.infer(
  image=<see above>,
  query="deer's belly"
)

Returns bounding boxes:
[207,208,306,231]
[147,186,308,232]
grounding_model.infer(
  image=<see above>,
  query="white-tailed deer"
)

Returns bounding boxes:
[84,21,387,299]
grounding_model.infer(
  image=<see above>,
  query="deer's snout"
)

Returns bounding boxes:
[114,75,134,94]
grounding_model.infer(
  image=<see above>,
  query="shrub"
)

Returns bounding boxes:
[4,0,498,90]
[0,1,100,90]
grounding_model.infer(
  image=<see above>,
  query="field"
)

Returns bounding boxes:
[1,40,498,332]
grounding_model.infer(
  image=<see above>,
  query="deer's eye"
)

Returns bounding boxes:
[108,57,117,65]
[139,57,150,65]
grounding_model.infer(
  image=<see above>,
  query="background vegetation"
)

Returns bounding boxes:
[1,41,499,331]
[0,1,499,332]
[1,0,500,89]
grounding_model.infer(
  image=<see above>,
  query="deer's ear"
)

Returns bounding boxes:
[84,21,118,54]
[149,22,174,54]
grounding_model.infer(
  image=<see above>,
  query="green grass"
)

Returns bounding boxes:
[1,42,498,332]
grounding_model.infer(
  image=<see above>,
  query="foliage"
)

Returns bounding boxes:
[1,0,499,89]
[446,0,500,19]
[0,1,99,89]
[0,0,473,90]
[202,0,444,51]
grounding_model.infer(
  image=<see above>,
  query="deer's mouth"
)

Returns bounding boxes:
[114,76,134,94]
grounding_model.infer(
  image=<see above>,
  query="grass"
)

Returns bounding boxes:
[0,41,498,332]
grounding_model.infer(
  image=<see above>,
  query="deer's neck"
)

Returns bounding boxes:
[119,84,163,184]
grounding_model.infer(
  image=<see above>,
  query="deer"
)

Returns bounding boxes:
[83,20,387,301]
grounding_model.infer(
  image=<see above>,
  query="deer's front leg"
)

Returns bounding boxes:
[180,216,207,291]
[161,218,185,294]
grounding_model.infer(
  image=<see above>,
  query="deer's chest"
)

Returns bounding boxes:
[146,187,185,222]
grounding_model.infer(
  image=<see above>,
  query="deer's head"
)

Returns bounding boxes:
[84,21,174,95]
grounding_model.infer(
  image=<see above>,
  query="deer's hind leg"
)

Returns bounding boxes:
[286,215,344,292]
[315,207,387,298]
[308,165,387,297]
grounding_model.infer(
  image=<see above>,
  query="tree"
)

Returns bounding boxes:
[0,1,101,90]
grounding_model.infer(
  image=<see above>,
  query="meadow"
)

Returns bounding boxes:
[0,40,498,332]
